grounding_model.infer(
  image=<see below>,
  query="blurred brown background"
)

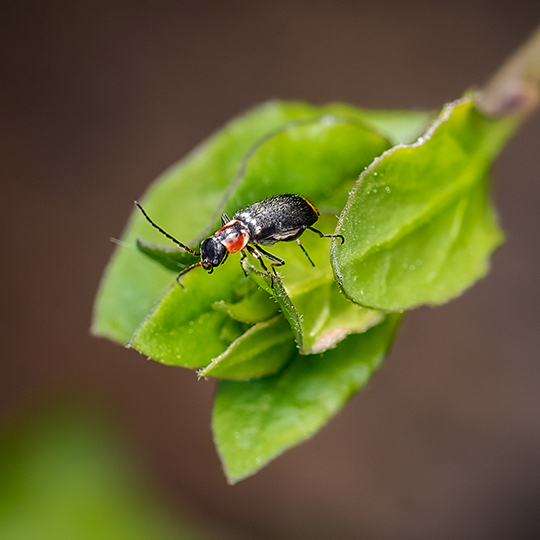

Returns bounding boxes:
[1,1,540,539]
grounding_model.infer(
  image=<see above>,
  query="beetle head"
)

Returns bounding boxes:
[200,237,227,270]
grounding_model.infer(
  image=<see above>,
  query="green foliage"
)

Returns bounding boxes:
[332,99,518,310]
[93,95,515,481]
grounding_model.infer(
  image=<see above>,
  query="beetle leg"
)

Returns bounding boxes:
[255,245,285,275]
[307,226,345,244]
[296,238,315,267]
[246,245,270,274]
[221,213,231,226]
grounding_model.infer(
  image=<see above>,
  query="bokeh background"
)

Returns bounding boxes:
[1,1,540,539]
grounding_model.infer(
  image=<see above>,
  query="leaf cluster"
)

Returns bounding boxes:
[93,97,516,482]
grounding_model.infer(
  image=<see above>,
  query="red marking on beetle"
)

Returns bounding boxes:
[222,231,249,253]
[215,219,241,235]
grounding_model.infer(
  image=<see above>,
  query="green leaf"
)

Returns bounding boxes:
[199,316,295,380]
[218,116,391,220]
[212,314,402,483]
[293,280,384,353]
[135,238,198,272]
[243,214,383,354]
[332,96,519,311]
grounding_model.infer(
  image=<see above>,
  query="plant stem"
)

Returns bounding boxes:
[478,25,540,118]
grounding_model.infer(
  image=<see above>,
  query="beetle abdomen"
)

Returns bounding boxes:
[234,194,319,244]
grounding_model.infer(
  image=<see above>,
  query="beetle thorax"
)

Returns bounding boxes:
[215,220,250,253]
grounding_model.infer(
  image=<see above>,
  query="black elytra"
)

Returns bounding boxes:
[135,194,344,288]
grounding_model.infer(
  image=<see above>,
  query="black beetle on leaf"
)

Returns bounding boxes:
[135,194,344,288]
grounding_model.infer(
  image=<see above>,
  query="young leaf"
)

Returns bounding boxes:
[212,314,402,483]
[209,274,279,325]
[199,316,295,380]
[135,238,199,272]
[212,287,279,325]
[292,281,384,354]
[332,96,519,311]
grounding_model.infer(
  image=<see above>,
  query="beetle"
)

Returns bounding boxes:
[135,194,344,287]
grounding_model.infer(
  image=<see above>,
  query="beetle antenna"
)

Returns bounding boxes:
[109,237,131,248]
[135,202,200,256]
[175,261,204,289]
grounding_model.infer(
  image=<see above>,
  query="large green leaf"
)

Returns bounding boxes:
[332,97,519,311]
[212,314,402,483]
[217,116,390,220]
